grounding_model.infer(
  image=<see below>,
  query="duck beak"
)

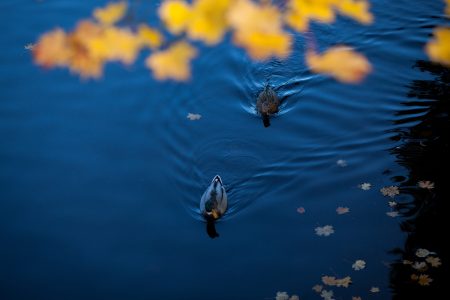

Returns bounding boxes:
[213,175,222,184]
[211,209,219,219]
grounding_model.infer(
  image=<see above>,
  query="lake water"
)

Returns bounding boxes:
[0,1,447,299]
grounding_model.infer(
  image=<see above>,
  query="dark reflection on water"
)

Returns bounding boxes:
[389,61,449,298]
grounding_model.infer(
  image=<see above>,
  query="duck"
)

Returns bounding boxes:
[256,84,280,127]
[200,175,228,221]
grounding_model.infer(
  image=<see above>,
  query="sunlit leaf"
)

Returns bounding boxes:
[334,0,373,25]
[146,41,197,81]
[33,28,72,68]
[306,46,371,83]
[159,0,192,34]
[322,276,351,287]
[93,1,127,26]
[187,0,232,45]
[426,27,450,67]
[425,256,442,268]
[320,289,334,300]
[138,25,163,49]
[312,285,323,293]
[228,0,291,60]
[352,259,366,271]
[415,248,434,258]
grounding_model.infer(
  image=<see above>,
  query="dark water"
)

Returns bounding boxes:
[0,1,448,299]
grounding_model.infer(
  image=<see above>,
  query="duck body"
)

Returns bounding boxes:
[256,84,280,127]
[200,175,227,221]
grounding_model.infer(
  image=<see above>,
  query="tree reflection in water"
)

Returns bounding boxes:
[389,61,449,299]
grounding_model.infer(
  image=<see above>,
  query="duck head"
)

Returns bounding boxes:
[200,175,228,221]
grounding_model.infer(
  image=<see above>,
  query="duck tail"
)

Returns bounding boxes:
[262,113,271,127]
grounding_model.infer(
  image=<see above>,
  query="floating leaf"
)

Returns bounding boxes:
[416,248,434,258]
[138,24,163,49]
[228,0,291,60]
[315,225,334,236]
[187,113,202,120]
[33,28,72,68]
[388,201,397,207]
[425,27,450,67]
[352,259,366,271]
[312,284,323,293]
[285,0,336,32]
[336,207,350,215]
[276,292,289,300]
[146,41,197,81]
[386,211,399,218]
[159,0,192,34]
[369,287,380,293]
[380,186,399,197]
[417,274,433,286]
[297,207,306,214]
[334,0,373,24]
[322,276,351,287]
[358,182,371,190]
[403,260,413,265]
[425,256,442,268]
[320,289,334,300]
[306,46,371,83]
[336,159,347,167]
[412,261,428,272]
[93,1,127,26]
[418,180,435,190]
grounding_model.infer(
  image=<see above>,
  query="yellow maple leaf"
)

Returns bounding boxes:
[93,1,128,26]
[138,24,163,49]
[285,0,336,32]
[159,0,192,34]
[335,0,373,24]
[425,27,450,67]
[306,46,372,83]
[187,0,232,45]
[146,41,197,81]
[228,0,291,60]
[33,28,72,68]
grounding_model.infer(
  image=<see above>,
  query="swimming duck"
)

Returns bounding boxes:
[200,175,228,221]
[256,84,280,127]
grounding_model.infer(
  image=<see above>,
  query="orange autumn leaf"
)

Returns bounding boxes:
[285,0,336,32]
[138,24,163,49]
[33,28,71,68]
[425,27,450,67]
[187,0,232,45]
[228,0,291,60]
[93,1,127,26]
[306,46,371,83]
[159,0,192,34]
[146,41,197,81]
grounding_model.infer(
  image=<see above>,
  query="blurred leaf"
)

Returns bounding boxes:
[159,0,192,34]
[93,1,127,26]
[146,41,197,81]
[138,25,164,49]
[425,27,450,67]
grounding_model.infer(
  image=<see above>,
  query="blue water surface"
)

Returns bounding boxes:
[0,1,447,299]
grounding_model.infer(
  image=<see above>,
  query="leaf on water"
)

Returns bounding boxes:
[358,182,371,190]
[322,276,351,287]
[412,261,428,272]
[380,186,399,197]
[228,0,291,60]
[187,113,201,120]
[411,274,419,280]
[369,287,380,293]
[138,25,163,49]
[336,159,347,167]
[33,28,72,68]
[187,0,232,45]
[386,211,399,218]
[320,289,334,300]
[306,46,371,83]
[146,41,197,81]
[388,201,397,207]
[415,248,434,258]
[315,225,334,236]
[352,259,366,271]
[417,274,433,286]
[93,1,127,26]
[425,256,442,268]
[336,207,350,215]
[425,27,450,67]
[312,284,323,293]
[297,207,306,214]
[159,0,192,34]
[403,260,413,265]
[285,0,373,32]
[24,43,35,50]
[418,180,435,190]
[275,292,299,300]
